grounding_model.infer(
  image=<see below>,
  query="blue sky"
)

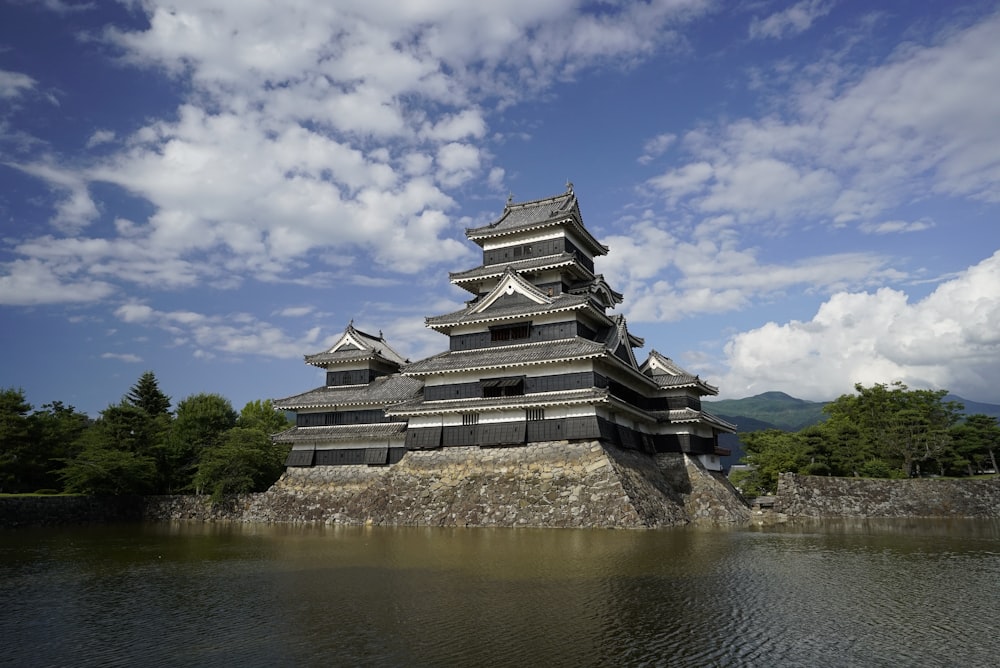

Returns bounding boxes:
[2,0,999,416]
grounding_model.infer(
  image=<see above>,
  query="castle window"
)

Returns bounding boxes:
[481,377,524,398]
[462,413,479,426]
[526,408,545,421]
[491,323,530,342]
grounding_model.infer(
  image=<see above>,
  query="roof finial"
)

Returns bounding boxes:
[506,191,514,207]
[565,180,574,194]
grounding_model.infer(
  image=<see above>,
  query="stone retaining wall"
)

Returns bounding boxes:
[240,442,749,528]
[4,443,751,529]
[0,495,143,528]
[775,473,1000,518]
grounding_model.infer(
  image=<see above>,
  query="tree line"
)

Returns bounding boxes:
[731,381,1000,497]
[0,371,291,500]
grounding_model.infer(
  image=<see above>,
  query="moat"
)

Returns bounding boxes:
[3,520,998,667]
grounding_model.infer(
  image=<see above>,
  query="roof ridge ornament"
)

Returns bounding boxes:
[566,180,573,194]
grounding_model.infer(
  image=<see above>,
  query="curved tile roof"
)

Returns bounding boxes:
[273,375,423,410]
[273,422,407,444]
[386,387,610,416]
[426,292,594,328]
[402,338,607,376]
[465,189,608,256]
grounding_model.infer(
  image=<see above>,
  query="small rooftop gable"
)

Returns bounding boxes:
[305,322,408,368]
[469,266,553,315]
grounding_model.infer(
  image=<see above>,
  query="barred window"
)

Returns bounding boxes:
[462,413,479,426]
[490,323,531,342]
[526,408,545,421]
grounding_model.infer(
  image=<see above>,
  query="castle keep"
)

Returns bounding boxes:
[269,186,746,527]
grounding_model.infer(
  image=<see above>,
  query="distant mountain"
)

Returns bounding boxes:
[704,391,828,432]
[946,395,1000,421]
[704,391,1000,470]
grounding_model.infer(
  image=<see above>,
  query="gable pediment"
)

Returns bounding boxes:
[470,268,552,315]
[328,329,369,353]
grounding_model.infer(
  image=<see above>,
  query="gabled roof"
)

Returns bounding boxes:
[640,350,719,395]
[465,185,609,256]
[273,375,423,410]
[650,408,736,433]
[304,322,408,368]
[402,338,608,376]
[425,277,601,330]
[601,315,643,370]
[566,274,623,309]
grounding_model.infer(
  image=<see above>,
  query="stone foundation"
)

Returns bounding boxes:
[147,441,749,528]
[772,472,1000,518]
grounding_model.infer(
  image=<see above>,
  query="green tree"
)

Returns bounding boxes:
[738,429,811,495]
[126,371,172,416]
[167,393,237,492]
[825,382,962,476]
[58,403,158,495]
[193,427,288,501]
[237,399,292,434]
[949,414,1000,476]
[0,388,34,492]
[26,401,91,491]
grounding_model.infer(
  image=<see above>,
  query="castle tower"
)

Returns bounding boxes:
[274,184,734,473]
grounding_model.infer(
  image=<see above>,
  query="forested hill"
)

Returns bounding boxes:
[704,391,828,432]
[705,391,1000,433]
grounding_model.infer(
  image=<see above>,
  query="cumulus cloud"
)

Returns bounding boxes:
[720,250,1000,401]
[8,162,99,231]
[0,259,114,305]
[4,0,715,306]
[650,11,1000,228]
[113,302,335,360]
[599,215,903,323]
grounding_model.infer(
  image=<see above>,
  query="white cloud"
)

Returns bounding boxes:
[100,352,142,363]
[650,11,1000,228]
[112,302,337,360]
[0,69,36,100]
[749,0,834,40]
[85,129,116,148]
[638,133,676,165]
[599,215,902,323]
[0,259,115,305]
[859,218,934,235]
[720,250,1000,402]
[275,305,315,318]
[7,0,716,305]
[9,162,99,231]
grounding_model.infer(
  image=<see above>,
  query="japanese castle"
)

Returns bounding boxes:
[274,185,735,473]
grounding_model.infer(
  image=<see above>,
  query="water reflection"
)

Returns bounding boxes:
[1,520,998,667]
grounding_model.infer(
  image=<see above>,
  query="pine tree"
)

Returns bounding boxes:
[126,371,171,416]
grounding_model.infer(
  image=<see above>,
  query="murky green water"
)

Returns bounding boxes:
[2,520,998,667]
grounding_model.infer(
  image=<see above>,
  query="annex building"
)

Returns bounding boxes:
[269,185,743,527]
